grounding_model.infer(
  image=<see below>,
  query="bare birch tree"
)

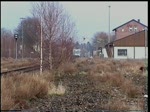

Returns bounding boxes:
[31,2,76,70]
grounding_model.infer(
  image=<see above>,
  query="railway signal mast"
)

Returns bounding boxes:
[14,34,19,60]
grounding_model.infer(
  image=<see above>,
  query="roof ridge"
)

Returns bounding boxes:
[112,19,147,31]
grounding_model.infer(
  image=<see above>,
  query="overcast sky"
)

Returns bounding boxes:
[1,1,148,43]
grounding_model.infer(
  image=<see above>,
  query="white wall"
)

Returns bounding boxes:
[93,49,108,58]
[114,47,133,59]
[135,47,148,59]
[93,50,97,56]
[114,47,148,59]
[102,48,108,58]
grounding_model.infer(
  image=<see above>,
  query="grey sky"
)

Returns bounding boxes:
[1,1,148,43]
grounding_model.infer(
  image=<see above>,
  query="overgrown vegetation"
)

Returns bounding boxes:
[1,72,65,110]
[1,58,147,111]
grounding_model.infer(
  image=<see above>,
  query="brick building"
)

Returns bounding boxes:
[113,19,147,40]
[105,30,148,59]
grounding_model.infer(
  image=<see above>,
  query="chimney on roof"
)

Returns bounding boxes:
[138,19,140,23]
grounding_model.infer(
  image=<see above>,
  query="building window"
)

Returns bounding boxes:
[122,29,124,32]
[118,49,127,56]
[134,27,138,32]
[129,27,133,32]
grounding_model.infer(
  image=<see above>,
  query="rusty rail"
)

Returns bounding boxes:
[1,65,40,75]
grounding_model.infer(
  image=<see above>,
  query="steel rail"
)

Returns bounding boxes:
[1,65,40,75]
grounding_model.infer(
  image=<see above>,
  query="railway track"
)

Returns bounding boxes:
[1,65,41,75]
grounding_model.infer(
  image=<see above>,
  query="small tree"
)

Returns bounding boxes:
[92,32,116,50]
[92,32,108,50]
[32,2,76,70]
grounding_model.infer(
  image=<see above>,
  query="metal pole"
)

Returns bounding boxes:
[83,38,85,57]
[20,18,25,59]
[134,46,135,59]
[108,5,111,58]
[108,5,111,43]
[134,34,135,59]
[15,40,17,60]
[40,16,43,75]
[22,21,24,59]
[134,31,136,59]
[144,28,148,112]
[145,28,147,60]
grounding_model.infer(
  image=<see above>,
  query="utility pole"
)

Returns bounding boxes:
[145,27,147,60]
[134,31,136,59]
[107,5,111,58]
[108,5,111,43]
[40,16,43,75]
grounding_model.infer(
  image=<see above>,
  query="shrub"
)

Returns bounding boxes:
[1,71,54,110]
[58,62,77,75]
[1,77,15,110]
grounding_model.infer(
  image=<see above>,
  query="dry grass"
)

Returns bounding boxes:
[48,82,66,95]
[126,98,145,111]
[1,74,49,110]
[90,72,142,98]
[14,75,49,99]
[88,65,143,106]
[1,71,66,110]
[1,77,15,110]
[58,62,77,75]
[102,99,129,111]
[108,74,125,87]
[121,80,142,98]
[1,58,146,111]
[137,98,145,110]
[81,58,144,100]
[117,59,145,75]
[89,71,124,87]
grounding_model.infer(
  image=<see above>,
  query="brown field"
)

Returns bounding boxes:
[1,57,147,111]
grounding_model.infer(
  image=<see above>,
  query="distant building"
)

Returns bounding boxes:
[113,19,147,40]
[73,48,81,57]
[33,45,40,52]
